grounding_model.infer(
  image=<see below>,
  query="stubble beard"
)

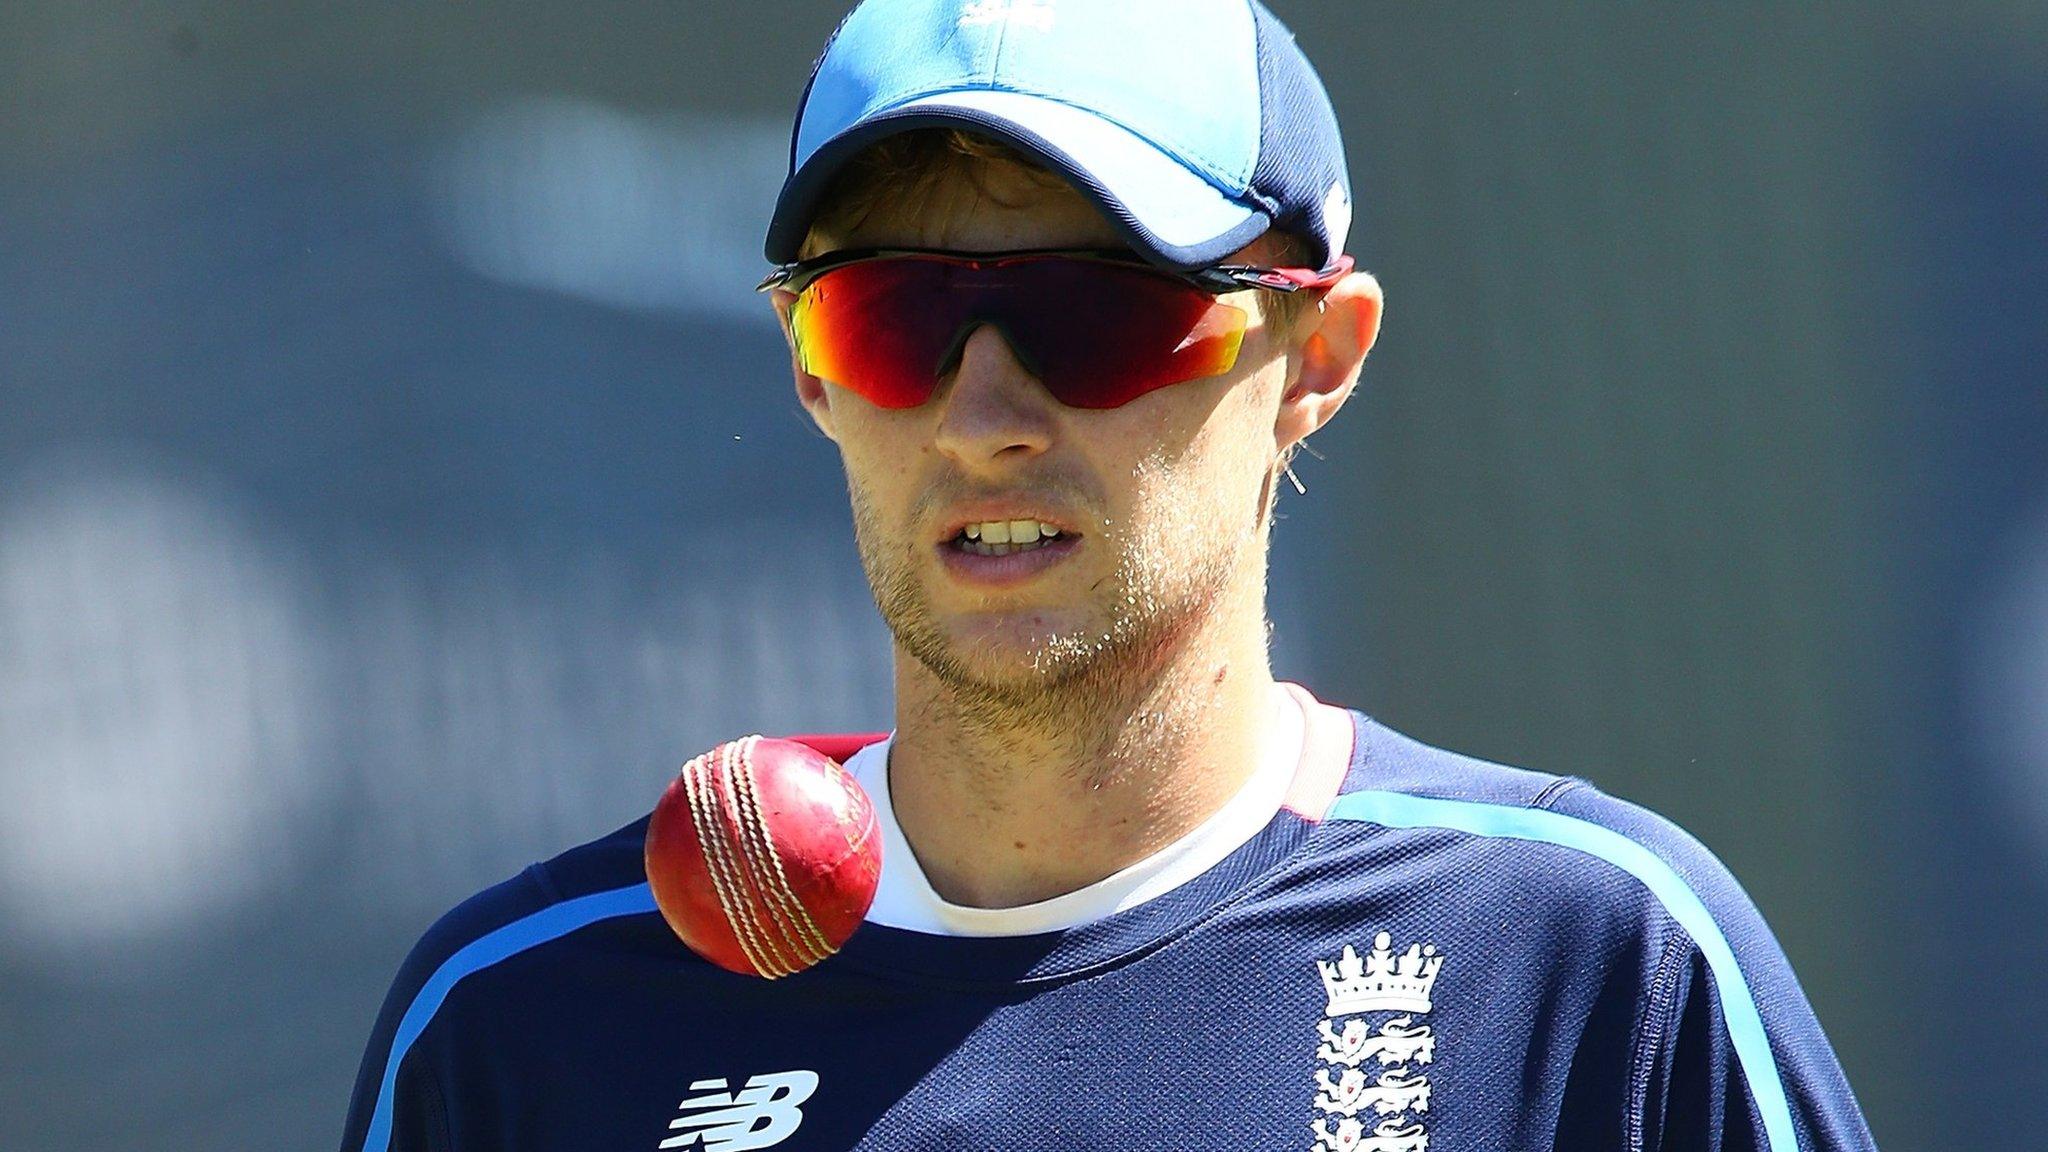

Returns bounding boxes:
[850,468,1247,752]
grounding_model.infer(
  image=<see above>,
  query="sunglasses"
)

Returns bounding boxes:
[757,247,1352,410]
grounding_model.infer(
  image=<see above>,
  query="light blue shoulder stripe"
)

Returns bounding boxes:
[1325,790,1796,1152]
[359,882,659,1152]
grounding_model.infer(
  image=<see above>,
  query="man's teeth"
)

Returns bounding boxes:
[958,520,1064,556]
[964,520,1060,543]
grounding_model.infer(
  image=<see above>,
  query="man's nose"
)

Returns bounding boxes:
[931,324,1056,467]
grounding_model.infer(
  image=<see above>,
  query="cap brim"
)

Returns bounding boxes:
[765,89,1272,270]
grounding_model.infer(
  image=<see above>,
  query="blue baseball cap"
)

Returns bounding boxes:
[764,0,1353,275]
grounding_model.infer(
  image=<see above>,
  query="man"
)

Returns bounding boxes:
[343,2,1878,1149]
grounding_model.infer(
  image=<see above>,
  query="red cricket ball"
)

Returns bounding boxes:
[644,735,882,978]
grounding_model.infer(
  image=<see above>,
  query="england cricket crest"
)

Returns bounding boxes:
[1307,932,1444,1152]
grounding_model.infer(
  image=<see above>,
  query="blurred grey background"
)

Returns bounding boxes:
[2,3,2044,1149]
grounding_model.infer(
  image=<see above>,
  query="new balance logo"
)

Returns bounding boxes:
[658,1071,819,1152]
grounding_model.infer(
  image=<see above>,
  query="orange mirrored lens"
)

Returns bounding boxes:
[789,256,1247,409]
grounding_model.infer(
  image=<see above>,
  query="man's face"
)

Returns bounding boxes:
[775,161,1310,714]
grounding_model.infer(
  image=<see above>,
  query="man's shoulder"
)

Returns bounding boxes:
[1310,713,1874,1152]
[1325,711,1775,949]
[1339,714,1717,851]
[341,814,665,1152]
[382,815,656,1001]
[1337,712,1578,809]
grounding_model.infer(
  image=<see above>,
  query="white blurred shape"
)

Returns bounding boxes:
[0,463,324,949]
[1969,486,2048,869]
[430,96,788,321]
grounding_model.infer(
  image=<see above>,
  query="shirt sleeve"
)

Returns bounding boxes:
[338,931,456,1152]
[1636,925,1878,1152]
[339,1037,449,1152]
[338,866,557,1152]
[1539,782,1879,1152]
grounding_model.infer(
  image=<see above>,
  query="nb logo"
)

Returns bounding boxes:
[658,1071,819,1152]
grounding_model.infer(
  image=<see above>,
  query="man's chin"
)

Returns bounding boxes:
[899,613,1116,695]
[944,608,1089,649]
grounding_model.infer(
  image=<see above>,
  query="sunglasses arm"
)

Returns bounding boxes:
[1197,254,1356,294]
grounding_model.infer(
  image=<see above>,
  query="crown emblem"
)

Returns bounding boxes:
[1318,932,1444,1017]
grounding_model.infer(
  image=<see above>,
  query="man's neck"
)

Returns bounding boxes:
[884,610,1278,909]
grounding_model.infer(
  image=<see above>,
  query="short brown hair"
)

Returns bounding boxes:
[803,129,1316,332]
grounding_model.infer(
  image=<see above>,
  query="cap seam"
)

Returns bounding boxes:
[980,1,1009,87]
[790,11,858,172]
[1246,0,1275,211]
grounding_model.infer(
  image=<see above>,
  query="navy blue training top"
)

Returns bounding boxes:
[340,706,1877,1152]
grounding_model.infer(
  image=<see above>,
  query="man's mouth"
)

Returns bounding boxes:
[949,519,1068,558]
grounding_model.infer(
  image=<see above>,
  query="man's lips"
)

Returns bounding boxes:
[935,532,1083,587]
[927,499,1089,588]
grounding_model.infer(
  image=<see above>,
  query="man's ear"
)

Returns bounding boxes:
[1275,270,1382,452]
[772,288,838,442]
